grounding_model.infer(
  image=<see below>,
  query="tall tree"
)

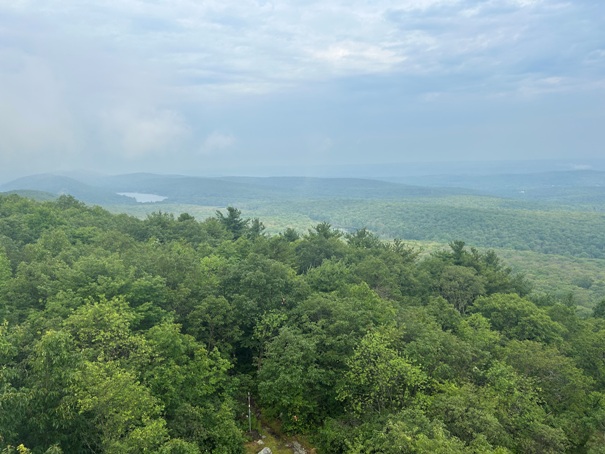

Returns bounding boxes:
[337,328,427,416]
[216,207,249,240]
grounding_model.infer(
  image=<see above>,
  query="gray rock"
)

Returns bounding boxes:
[258,448,272,454]
[292,441,307,454]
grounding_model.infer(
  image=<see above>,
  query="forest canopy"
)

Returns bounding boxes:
[0,194,604,453]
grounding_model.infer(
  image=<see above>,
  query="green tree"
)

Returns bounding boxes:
[484,361,569,453]
[503,340,594,421]
[185,295,241,353]
[305,259,354,293]
[144,211,177,243]
[0,248,12,319]
[22,330,82,451]
[429,382,510,449]
[337,328,427,416]
[295,223,346,272]
[64,296,148,365]
[65,360,168,453]
[438,265,485,314]
[258,326,323,431]
[346,227,382,249]
[473,294,565,344]
[252,310,288,370]
[216,207,249,240]
[593,299,605,318]
[143,323,243,452]
[572,319,605,387]
[247,218,266,239]
[280,227,300,242]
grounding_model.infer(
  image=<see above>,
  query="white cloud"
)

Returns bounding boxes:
[101,108,190,159]
[1,0,600,99]
[0,48,77,160]
[200,131,236,155]
[0,0,604,177]
[310,41,406,74]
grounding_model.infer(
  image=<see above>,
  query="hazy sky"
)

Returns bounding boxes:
[1,0,604,179]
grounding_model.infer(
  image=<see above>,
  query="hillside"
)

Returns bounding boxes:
[1,194,604,453]
[392,169,605,206]
[4,171,605,310]
[4,172,605,260]
[0,174,136,205]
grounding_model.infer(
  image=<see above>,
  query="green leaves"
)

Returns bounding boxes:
[258,327,322,431]
[473,294,565,344]
[338,328,427,416]
[216,207,249,240]
[66,360,168,453]
[438,265,485,314]
[1,194,605,453]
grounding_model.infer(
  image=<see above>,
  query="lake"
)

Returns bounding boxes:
[117,192,167,203]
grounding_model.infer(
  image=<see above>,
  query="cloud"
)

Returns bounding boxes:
[310,41,406,74]
[0,0,604,178]
[0,47,77,162]
[101,108,190,159]
[1,0,602,99]
[200,131,236,155]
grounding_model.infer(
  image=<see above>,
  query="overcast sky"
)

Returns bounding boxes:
[1,0,604,179]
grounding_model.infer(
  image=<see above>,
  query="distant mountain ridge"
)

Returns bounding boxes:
[0,172,479,206]
[384,169,605,202]
[0,174,136,205]
[2,169,605,207]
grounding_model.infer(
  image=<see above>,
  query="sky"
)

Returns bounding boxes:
[0,0,604,180]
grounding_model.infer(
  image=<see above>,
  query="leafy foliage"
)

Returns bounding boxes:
[0,194,604,453]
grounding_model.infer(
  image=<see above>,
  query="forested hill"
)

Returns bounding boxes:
[0,174,137,205]
[4,172,605,263]
[390,169,605,202]
[4,170,605,205]
[1,194,605,453]
[0,173,478,205]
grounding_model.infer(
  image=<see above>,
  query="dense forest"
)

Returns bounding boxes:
[1,194,605,453]
[4,172,605,260]
[249,197,605,259]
